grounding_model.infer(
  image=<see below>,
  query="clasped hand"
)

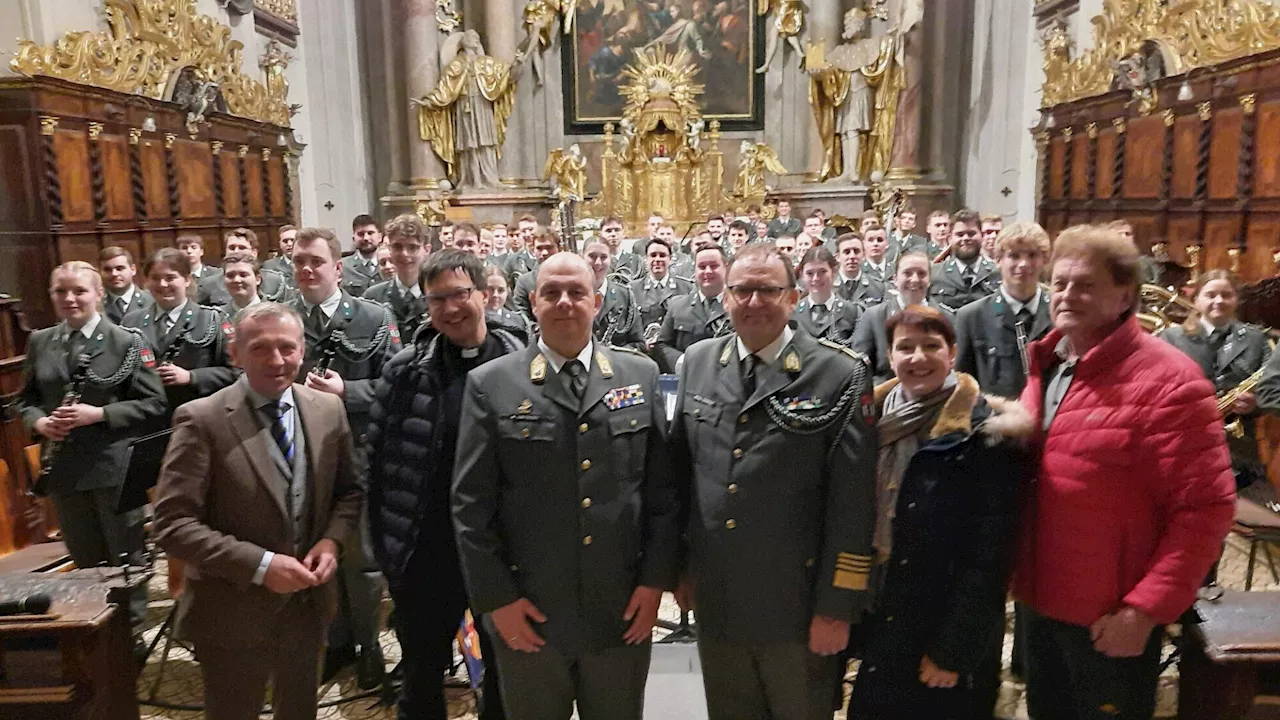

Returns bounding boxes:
[305,368,345,396]
[37,404,105,440]
[261,538,340,594]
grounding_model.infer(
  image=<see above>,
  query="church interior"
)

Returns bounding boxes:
[3,0,1280,718]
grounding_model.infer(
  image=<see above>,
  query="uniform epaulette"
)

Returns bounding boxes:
[818,337,868,364]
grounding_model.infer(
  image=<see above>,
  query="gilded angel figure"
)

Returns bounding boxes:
[735,141,787,200]
[543,144,588,201]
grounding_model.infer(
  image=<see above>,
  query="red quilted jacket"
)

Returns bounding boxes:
[1014,316,1235,626]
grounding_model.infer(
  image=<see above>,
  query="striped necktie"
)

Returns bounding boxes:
[261,401,294,464]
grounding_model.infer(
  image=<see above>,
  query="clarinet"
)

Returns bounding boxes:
[32,354,92,497]
[161,333,187,365]
[312,336,339,377]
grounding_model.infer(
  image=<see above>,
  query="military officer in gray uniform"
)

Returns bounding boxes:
[20,261,166,633]
[929,209,1001,312]
[99,247,155,323]
[955,222,1053,400]
[859,225,897,284]
[832,234,886,308]
[793,248,860,345]
[340,214,384,299]
[600,217,643,280]
[363,214,430,344]
[583,238,646,352]
[852,252,954,385]
[632,238,694,336]
[512,228,562,321]
[290,227,402,688]
[452,253,679,720]
[670,244,877,720]
[653,245,732,373]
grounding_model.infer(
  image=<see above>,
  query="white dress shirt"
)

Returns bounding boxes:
[537,338,594,374]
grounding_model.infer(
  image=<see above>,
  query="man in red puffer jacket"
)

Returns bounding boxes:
[1014,224,1235,720]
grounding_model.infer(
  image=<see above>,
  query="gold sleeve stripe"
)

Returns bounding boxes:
[837,552,873,561]
[833,568,869,591]
[836,557,872,568]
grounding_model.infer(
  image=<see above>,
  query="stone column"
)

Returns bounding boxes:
[404,0,446,188]
[381,0,410,191]
[483,0,516,64]
[888,22,925,180]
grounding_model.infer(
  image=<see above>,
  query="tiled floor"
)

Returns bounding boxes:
[135,531,1280,719]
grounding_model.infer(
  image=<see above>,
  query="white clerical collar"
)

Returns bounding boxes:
[306,288,344,319]
[1001,286,1042,316]
[737,325,794,370]
[537,338,594,374]
[394,276,422,298]
[65,312,103,340]
[109,285,137,306]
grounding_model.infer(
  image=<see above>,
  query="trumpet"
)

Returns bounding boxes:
[1218,366,1265,439]
[32,354,92,497]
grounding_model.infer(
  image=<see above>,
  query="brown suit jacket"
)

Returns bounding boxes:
[153,380,364,649]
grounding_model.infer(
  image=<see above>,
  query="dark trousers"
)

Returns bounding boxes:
[698,637,841,720]
[53,487,147,629]
[328,513,384,652]
[1020,604,1164,720]
[390,583,505,720]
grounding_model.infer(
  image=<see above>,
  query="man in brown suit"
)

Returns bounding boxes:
[153,302,365,720]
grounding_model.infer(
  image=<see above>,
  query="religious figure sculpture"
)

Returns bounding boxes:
[734,141,787,201]
[414,30,516,189]
[515,0,576,87]
[808,8,893,182]
[543,144,588,201]
[757,0,807,74]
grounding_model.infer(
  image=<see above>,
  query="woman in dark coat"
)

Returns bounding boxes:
[848,305,1031,720]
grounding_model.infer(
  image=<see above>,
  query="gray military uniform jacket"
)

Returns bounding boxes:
[613,251,643,280]
[928,255,1001,312]
[792,296,860,345]
[860,258,897,285]
[767,216,803,239]
[594,278,645,352]
[340,253,381,299]
[193,266,226,307]
[18,319,166,494]
[121,301,238,422]
[262,255,295,286]
[670,332,877,644]
[105,288,154,324]
[512,263,540,321]
[653,292,732,373]
[954,291,1053,400]
[851,292,955,385]
[452,343,680,653]
[634,273,694,331]
[363,279,429,346]
[835,273,886,309]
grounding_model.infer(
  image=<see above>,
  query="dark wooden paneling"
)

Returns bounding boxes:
[52,130,93,222]
[1255,101,1280,198]
[1122,116,1165,199]
[1165,216,1200,249]
[100,136,132,221]
[244,153,265,216]
[220,152,243,218]
[1245,214,1280,282]
[1070,135,1090,199]
[140,140,169,219]
[268,155,285,216]
[1205,216,1242,263]
[174,140,215,219]
[1208,108,1243,200]
[1171,116,1200,200]
[1048,138,1066,200]
[1095,130,1117,199]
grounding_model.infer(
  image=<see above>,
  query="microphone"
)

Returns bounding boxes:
[0,593,52,616]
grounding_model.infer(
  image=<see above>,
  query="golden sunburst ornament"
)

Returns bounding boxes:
[619,46,704,133]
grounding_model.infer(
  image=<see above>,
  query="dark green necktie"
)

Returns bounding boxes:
[563,359,588,401]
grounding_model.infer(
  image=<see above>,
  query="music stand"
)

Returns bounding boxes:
[116,429,173,514]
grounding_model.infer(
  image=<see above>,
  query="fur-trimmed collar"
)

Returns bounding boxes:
[873,372,1035,444]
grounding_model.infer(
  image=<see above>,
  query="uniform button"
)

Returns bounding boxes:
[805,558,815,567]
[520,428,531,438]
[738,414,748,424]
[693,408,701,416]
[907,502,916,510]
[581,497,592,508]
[899,558,909,566]
[725,519,736,529]
[509,564,519,571]
[630,418,638,427]
[886,615,894,622]
[583,535,593,545]
[866,665,876,673]
[732,448,744,458]
[581,459,592,470]
[579,423,589,434]
[727,483,739,494]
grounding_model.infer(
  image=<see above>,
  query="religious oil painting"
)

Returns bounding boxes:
[563,0,765,133]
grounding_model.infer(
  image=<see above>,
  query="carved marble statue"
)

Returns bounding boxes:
[543,144,588,201]
[414,30,516,189]
[757,0,807,74]
[808,8,893,182]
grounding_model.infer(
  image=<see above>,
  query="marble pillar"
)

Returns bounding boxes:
[806,1,845,178]
[483,0,516,64]
[404,0,446,188]
[381,0,410,192]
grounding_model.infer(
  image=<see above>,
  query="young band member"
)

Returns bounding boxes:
[222,253,265,316]
[19,261,166,638]
[792,248,860,345]
[176,234,227,306]
[99,246,154,323]
[582,238,646,351]
[363,214,430,343]
[222,227,293,303]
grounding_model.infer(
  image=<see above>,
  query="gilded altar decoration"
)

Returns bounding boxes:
[415,192,451,227]
[807,8,896,182]
[581,47,727,234]
[732,141,786,203]
[10,0,294,126]
[436,0,463,34]
[544,144,588,201]
[1040,0,1280,108]
[757,0,807,74]
[254,0,297,23]
[516,0,576,87]
[414,30,516,189]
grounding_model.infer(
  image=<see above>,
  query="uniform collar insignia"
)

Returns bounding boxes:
[517,399,533,414]
[596,351,613,379]
[719,339,734,366]
[530,353,547,383]
[783,348,802,373]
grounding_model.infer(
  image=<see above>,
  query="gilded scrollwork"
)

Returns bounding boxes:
[1041,0,1280,108]
[10,0,293,127]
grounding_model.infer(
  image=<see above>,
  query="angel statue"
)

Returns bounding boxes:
[515,0,576,87]
[414,30,517,189]
[543,144,588,201]
[808,8,894,182]
[735,141,787,201]
[757,0,808,74]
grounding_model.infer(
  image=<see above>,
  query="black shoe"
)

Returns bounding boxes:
[321,643,357,684]
[356,643,385,690]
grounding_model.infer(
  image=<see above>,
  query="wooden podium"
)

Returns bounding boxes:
[0,569,143,720]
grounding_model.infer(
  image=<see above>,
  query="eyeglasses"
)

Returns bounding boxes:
[426,287,476,306]
[727,285,789,302]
